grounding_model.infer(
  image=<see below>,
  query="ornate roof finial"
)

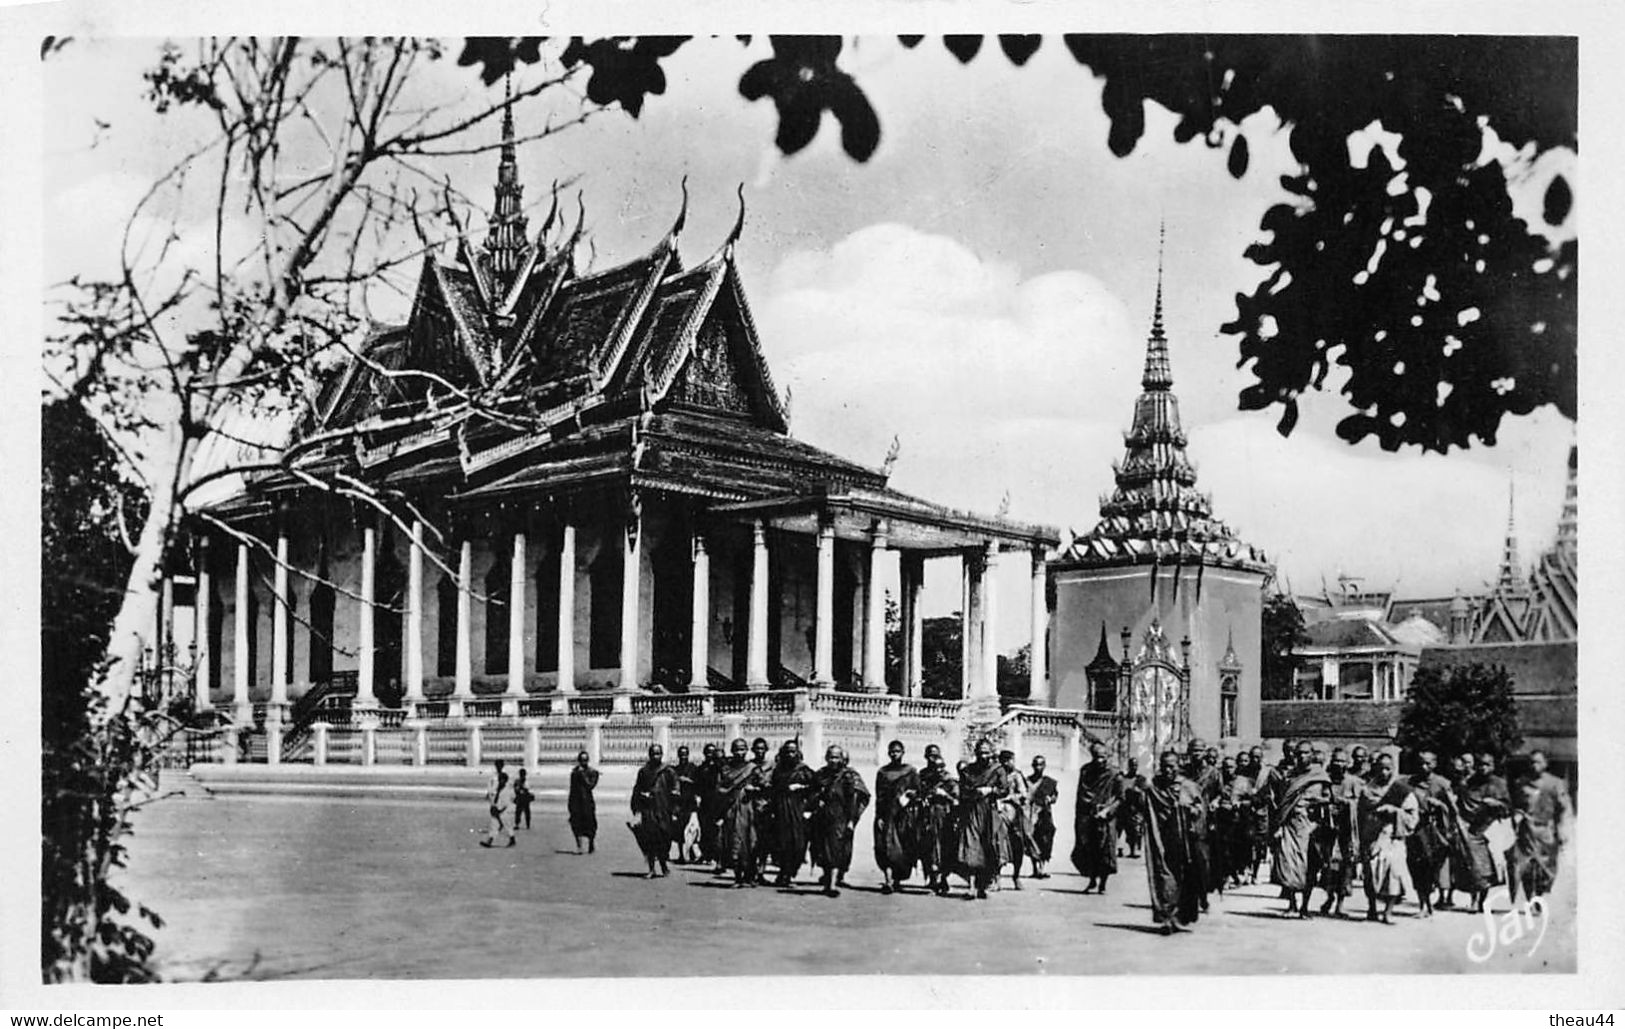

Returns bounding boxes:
[484,73,529,281]
[1143,219,1173,390]
[724,183,747,252]
[1496,478,1525,595]
[666,175,689,242]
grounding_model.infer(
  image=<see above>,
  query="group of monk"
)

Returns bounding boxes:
[611,736,1063,899]
[524,732,1572,934]
[1118,737,1573,934]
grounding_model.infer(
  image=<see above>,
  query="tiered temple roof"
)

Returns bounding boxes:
[201,107,1056,551]
[1056,253,1270,573]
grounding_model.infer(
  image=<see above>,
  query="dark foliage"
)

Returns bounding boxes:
[920,615,963,701]
[41,400,167,982]
[459,34,1576,454]
[1396,661,1523,764]
[1261,593,1308,700]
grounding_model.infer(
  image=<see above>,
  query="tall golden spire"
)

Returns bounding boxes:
[484,73,530,281]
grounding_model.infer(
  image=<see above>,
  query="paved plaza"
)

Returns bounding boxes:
[117,789,1576,981]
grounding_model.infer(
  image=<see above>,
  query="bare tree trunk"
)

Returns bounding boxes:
[95,424,191,715]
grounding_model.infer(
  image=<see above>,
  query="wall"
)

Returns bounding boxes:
[1050,561,1268,744]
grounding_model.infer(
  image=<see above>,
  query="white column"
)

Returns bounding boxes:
[270,530,289,707]
[233,542,250,718]
[357,521,376,707]
[194,538,213,711]
[960,551,977,698]
[814,520,835,686]
[159,575,175,697]
[508,531,527,696]
[901,554,924,698]
[405,520,425,702]
[746,521,770,688]
[689,533,710,690]
[980,543,999,701]
[454,538,474,698]
[1029,546,1048,703]
[619,510,641,692]
[557,523,577,694]
[862,523,888,692]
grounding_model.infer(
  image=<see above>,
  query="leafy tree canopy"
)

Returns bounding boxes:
[1396,661,1523,763]
[461,34,1576,455]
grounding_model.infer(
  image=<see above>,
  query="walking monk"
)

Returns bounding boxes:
[1271,741,1330,918]
[1072,741,1124,894]
[810,745,870,897]
[1028,755,1059,879]
[1454,751,1511,913]
[1506,749,1571,905]
[1141,751,1205,934]
[630,744,678,878]
[567,750,599,854]
[1359,750,1418,924]
[768,740,816,887]
[916,744,959,895]
[874,740,920,894]
[955,739,1006,899]
[716,738,767,887]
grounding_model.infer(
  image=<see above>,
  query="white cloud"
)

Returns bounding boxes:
[757,222,1576,632]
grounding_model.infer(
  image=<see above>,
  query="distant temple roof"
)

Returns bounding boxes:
[1055,238,1270,574]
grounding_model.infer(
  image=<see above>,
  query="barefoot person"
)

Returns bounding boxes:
[1358,751,1418,924]
[1072,741,1123,894]
[1506,749,1571,906]
[1028,756,1059,880]
[768,740,816,887]
[1271,741,1330,918]
[1454,751,1511,913]
[810,746,870,897]
[955,739,1006,900]
[716,738,767,888]
[480,759,517,849]
[630,744,679,878]
[873,740,920,894]
[1141,751,1204,934]
[916,744,959,895]
[568,750,600,854]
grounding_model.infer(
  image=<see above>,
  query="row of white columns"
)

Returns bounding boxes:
[193,514,1051,715]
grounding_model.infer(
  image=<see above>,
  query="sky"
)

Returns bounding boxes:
[41,36,1579,651]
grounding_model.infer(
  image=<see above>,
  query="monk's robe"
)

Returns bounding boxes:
[672,758,700,854]
[696,757,726,863]
[1453,772,1511,891]
[1118,771,1146,852]
[768,756,817,879]
[1407,770,1460,895]
[568,764,600,840]
[1186,763,1221,894]
[916,766,959,878]
[1270,767,1331,892]
[1506,771,1570,902]
[630,762,679,858]
[752,758,776,873]
[1248,765,1281,873]
[955,759,1006,878]
[1312,772,1362,897]
[1141,773,1205,929]
[1029,774,1060,863]
[873,762,920,881]
[1221,773,1258,883]
[996,766,1032,868]
[1071,759,1124,878]
[716,757,767,881]
[810,765,871,876]
[1359,776,1419,902]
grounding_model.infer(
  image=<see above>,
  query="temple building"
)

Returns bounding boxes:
[1047,255,1273,767]
[179,102,1060,758]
